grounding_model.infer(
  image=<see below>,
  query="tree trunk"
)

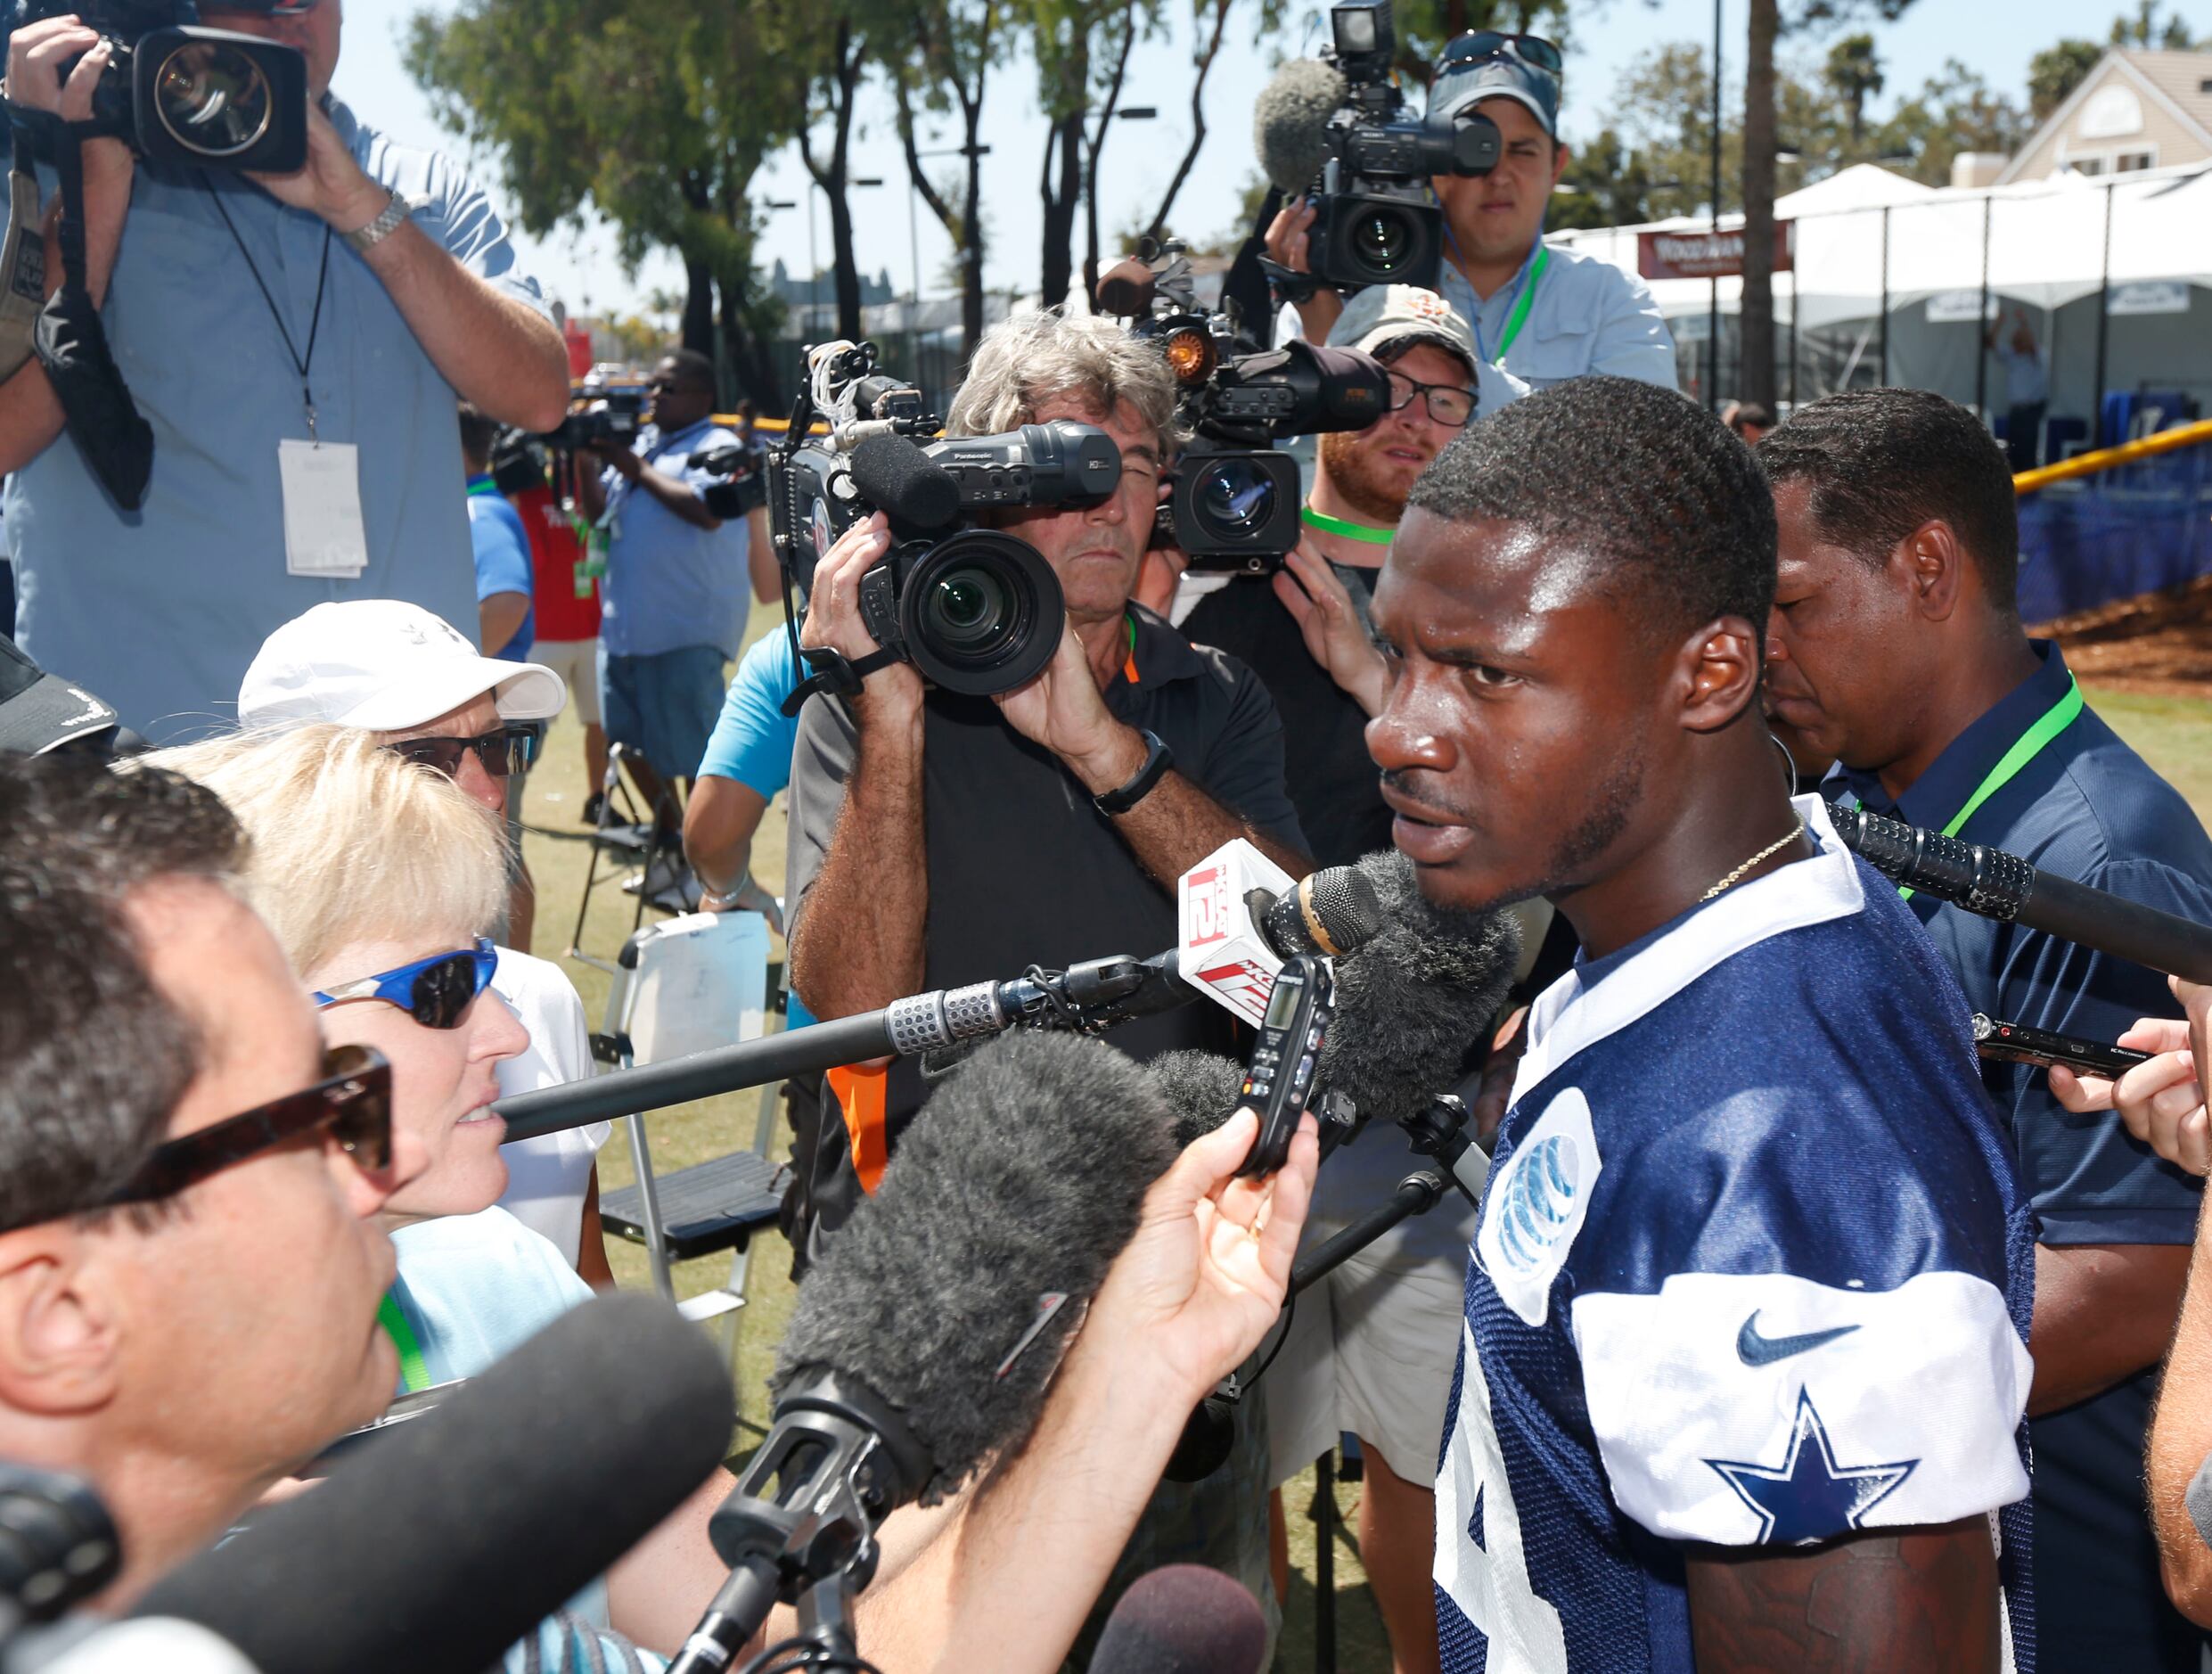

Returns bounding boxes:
[680,254,716,359]
[1081,4,1137,307]
[1040,106,1085,311]
[962,139,987,358]
[1741,0,1780,411]
[717,275,782,412]
[798,19,869,341]
[1145,0,1231,247]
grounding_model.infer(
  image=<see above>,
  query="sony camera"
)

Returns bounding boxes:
[770,340,1120,699]
[1100,242,1389,574]
[1306,0,1498,292]
[11,0,308,172]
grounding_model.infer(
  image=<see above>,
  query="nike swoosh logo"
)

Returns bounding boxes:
[1736,1311,1860,1366]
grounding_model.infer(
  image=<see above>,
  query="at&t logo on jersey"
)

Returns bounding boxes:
[1476,1089,1602,1327]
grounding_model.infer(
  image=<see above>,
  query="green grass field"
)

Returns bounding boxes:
[512,603,2212,1674]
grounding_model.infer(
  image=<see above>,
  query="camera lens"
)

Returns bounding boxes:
[1352,209,1413,276]
[1195,457,1278,541]
[897,529,1064,696]
[923,566,1014,653]
[152,39,274,159]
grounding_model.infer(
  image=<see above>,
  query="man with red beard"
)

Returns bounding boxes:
[1170,285,1524,1674]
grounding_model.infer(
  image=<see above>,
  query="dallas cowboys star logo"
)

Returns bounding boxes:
[1706,1389,1917,1545]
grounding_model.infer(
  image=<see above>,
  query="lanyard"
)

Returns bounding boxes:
[465,477,500,498]
[201,176,332,439]
[1301,505,1394,546]
[379,1292,431,1394]
[1890,673,2083,902]
[1489,246,1549,367]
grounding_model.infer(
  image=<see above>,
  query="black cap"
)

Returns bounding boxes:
[0,635,126,756]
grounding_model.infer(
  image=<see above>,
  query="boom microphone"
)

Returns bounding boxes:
[128,1292,732,1674]
[1253,58,1348,195]
[1829,803,2212,985]
[848,433,961,533]
[1086,1566,1268,1674]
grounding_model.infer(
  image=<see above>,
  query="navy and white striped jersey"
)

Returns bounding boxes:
[1435,796,2036,1672]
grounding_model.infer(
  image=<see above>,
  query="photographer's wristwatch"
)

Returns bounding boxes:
[343,188,419,254]
[1094,729,1173,816]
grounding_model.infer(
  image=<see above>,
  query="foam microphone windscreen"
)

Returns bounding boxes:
[771,1031,1179,1503]
[1316,850,1521,1128]
[849,432,960,534]
[130,1292,733,1674]
[1253,58,1348,194]
[1086,1565,1269,1674]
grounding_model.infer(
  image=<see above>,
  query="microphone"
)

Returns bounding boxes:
[1086,1565,1268,1674]
[675,1032,1181,1669]
[1253,58,1347,194]
[848,433,960,533]
[127,1292,732,1674]
[1829,803,2212,985]
[1258,863,1385,958]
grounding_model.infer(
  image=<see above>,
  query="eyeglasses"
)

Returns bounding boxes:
[386,724,542,783]
[1443,29,1563,78]
[313,940,498,1030]
[106,1045,393,1211]
[1385,369,1479,427]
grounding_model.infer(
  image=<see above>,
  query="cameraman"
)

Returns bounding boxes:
[0,0,569,743]
[1267,32,1675,391]
[783,310,1307,1645]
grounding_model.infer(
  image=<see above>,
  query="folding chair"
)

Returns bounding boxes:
[592,912,791,1386]
[565,742,689,972]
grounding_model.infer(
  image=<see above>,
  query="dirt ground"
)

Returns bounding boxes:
[2036,575,2212,696]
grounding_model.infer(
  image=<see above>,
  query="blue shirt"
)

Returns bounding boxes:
[1832,640,2212,1671]
[699,631,814,1030]
[1433,237,1678,391]
[467,477,535,660]
[1438,797,2034,1673]
[4,96,547,743]
[388,1208,666,1674]
[597,419,749,661]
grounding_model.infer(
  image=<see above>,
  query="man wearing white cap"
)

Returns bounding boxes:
[238,599,614,1285]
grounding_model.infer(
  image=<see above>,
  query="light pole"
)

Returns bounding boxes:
[1086,105,1156,303]
[912,142,992,391]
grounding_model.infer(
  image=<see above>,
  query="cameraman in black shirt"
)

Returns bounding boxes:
[1176,284,1523,866]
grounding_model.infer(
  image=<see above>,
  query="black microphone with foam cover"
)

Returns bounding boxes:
[1086,1565,1269,1674]
[1253,58,1348,195]
[848,433,960,534]
[129,1292,732,1674]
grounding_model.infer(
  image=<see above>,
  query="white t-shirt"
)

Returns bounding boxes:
[490,948,609,1268]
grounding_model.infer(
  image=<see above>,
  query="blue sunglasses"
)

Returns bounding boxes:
[313,939,497,1030]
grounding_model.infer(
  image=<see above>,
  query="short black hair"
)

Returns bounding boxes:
[1756,389,2019,610]
[0,758,244,1232]
[1725,402,1774,435]
[659,348,717,393]
[1405,374,1778,638]
[455,402,498,468]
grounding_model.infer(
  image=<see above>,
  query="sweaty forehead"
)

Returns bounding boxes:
[1379,509,1608,624]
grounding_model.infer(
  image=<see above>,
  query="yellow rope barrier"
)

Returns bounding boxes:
[2013,417,2212,495]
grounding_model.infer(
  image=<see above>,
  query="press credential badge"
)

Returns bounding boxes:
[280,439,369,579]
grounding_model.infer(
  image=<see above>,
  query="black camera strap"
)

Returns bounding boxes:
[200,173,332,438]
[779,644,902,718]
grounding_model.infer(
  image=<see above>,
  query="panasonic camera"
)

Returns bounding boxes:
[769,340,1120,700]
[11,0,309,173]
[1099,242,1389,574]
[1305,0,1498,292]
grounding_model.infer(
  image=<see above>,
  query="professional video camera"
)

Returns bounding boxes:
[545,383,645,453]
[1304,0,1499,292]
[8,0,308,173]
[1097,241,1389,574]
[687,439,767,520]
[768,338,1121,702]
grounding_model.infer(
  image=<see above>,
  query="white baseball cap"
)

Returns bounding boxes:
[237,601,569,733]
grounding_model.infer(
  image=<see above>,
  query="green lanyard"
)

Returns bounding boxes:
[1492,246,1549,366]
[1892,673,2083,901]
[1300,506,1394,546]
[379,1292,431,1394]
[464,476,498,499]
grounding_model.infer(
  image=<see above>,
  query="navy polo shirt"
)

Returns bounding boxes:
[1833,640,2212,1673]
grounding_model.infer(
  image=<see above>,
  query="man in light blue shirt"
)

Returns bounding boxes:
[0,1,570,743]
[575,349,746,822]
[1269,36,1675,392]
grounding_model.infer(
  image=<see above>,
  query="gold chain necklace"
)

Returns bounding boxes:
[1700,820,1807,902]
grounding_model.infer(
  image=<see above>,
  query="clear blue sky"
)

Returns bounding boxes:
[339,0,2208,322]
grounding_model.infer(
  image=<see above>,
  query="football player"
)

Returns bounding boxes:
[1368,376,2036,1671]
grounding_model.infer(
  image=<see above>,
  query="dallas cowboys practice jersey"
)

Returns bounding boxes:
[1436,795,2036,1672]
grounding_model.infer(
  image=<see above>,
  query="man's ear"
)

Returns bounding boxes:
[0,1228,123,1419]
[1676,615,1763,735]
[1892,518,1968,624]
[1550,140,1572,187]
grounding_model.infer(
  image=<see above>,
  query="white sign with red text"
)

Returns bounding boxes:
[1176,839,1297,1026]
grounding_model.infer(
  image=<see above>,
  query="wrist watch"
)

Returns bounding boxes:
[343,187,418,254]
[1094,730,1173,816]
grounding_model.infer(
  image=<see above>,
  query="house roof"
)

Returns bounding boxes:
[1996,48,2212,185]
